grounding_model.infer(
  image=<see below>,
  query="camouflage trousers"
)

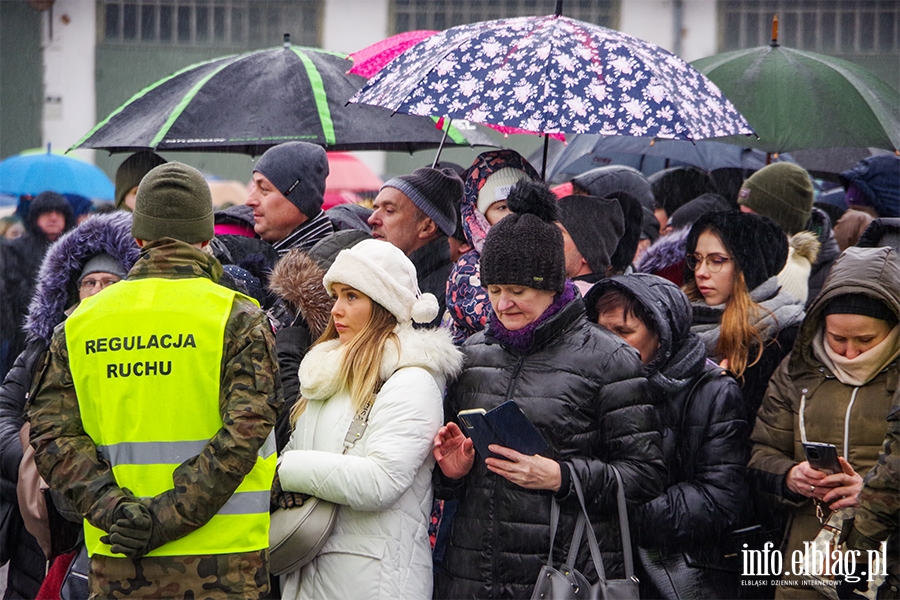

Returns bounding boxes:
[88,550,269,599]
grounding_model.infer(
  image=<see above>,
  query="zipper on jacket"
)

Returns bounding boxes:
[492,355,526,597]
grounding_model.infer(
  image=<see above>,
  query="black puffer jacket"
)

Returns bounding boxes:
[436,288,665,599]
[588,274,749,598]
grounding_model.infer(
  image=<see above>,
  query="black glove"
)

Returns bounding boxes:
[99,502,153,559]
[271,471,309,510]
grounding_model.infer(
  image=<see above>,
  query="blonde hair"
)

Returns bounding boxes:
[290,301,398,426]
[684,231,772,380]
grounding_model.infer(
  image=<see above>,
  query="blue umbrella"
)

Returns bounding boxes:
[0,148,115,200]
[352,12,754,177]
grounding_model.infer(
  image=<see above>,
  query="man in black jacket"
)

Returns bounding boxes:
[368,167,464,327]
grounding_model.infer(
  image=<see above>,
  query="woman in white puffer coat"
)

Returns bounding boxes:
[276,239,463,600]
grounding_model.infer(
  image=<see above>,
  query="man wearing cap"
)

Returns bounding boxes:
[247,141,334,256]
[556,194,625,296]
[114,150,167,211]
[738,162,841,306]
[369,167,464,327]
[28,162,281,598]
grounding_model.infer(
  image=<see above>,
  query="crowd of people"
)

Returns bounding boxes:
[0,140,897,600]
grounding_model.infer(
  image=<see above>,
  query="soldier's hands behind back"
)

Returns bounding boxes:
[99,502,153,559]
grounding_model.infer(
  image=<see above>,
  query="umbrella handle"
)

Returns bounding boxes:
[431,118,453,168]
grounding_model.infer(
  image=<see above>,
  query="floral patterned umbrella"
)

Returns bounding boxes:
[351,13,754,169]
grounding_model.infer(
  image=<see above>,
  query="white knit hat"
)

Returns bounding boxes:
[477,168,531,215]
[323,239,439,324]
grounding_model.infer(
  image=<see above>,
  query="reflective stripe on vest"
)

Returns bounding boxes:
[66,277,276,557]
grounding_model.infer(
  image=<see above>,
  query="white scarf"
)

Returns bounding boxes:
[812,323,900,386]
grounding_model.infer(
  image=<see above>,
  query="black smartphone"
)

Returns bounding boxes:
[803,442,841,475]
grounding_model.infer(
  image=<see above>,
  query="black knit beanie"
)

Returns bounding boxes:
[649,166,718,216]
[28,191,74,231]
[254,142,329,218]
[132,162,214,243]
[685,210,788,292]
[382,167,462,237]
[556,194,624,275]
[668,193,731,231]
[115,151,167,210]
[481,180,566,293]
[824,293,898,325]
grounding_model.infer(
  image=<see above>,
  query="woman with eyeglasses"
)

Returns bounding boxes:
[683,211,806,427]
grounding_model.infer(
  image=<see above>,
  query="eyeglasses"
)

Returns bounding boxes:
[79,277,120,291]
[685,253,732,273]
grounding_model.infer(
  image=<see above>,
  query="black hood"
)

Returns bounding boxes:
[24,191,76,238]
[586,273,707,390]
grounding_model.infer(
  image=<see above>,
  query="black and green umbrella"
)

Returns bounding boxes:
[72,39,493,156]
[691,34,900,154]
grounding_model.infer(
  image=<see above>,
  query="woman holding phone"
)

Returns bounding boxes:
[432,181,664,599]
[750,246,900,599]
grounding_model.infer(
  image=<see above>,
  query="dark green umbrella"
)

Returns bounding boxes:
[691,34,900,154]
[71,38,493,156]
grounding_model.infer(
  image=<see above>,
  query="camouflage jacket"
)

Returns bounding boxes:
[847,395,900,592]
[27,238,282,598]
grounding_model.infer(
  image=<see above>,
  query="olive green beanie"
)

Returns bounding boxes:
[737,163,814,235]
[115,151,167,210]
[132,162,214,243]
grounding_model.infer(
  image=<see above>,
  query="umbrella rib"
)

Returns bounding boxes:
[149,59,238,148]
[290,46,337,146]
[70,54,237,152]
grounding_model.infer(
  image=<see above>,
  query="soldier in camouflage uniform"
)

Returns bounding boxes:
[27,162,281,599]
[846,389,900,599]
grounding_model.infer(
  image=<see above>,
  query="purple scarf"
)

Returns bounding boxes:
[487,281,577,354]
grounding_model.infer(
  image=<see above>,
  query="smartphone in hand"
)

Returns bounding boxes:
[803,442,841,475]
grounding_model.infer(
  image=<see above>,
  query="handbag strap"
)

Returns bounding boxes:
[546,495,560,567]
[565,464,636,582]
[342,395,376,454]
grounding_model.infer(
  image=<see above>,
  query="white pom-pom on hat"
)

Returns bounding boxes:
[411,293,439,324]
[323,239,434,325]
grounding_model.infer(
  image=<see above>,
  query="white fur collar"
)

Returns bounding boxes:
[298,325,463,401]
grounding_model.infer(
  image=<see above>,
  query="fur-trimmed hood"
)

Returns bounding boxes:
[299,325,463,401]
[268,249,334,338]
[25,212,140,344]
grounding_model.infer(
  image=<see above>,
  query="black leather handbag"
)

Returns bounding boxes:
[531,464,639,600]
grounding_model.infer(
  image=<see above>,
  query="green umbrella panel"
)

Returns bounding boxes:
[72,43,494,156]
[691,43,900,154]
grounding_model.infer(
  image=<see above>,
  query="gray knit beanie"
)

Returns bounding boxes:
[738,163,814,235]
[254,142,329,218]
[132,162,214,243]
[381,167,462,237]
[77,253,128,287]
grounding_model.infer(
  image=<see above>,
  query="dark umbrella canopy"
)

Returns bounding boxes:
[72,42,493,156]
[691,43,900,153]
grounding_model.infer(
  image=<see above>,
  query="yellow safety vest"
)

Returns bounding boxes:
[66,276,276,558]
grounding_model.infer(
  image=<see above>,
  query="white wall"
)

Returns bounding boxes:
[41,0,96,163]
[618,0,717,61]
[322,0,390,177]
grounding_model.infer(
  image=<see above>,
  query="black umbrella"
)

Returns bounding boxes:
[71,37,494,156]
